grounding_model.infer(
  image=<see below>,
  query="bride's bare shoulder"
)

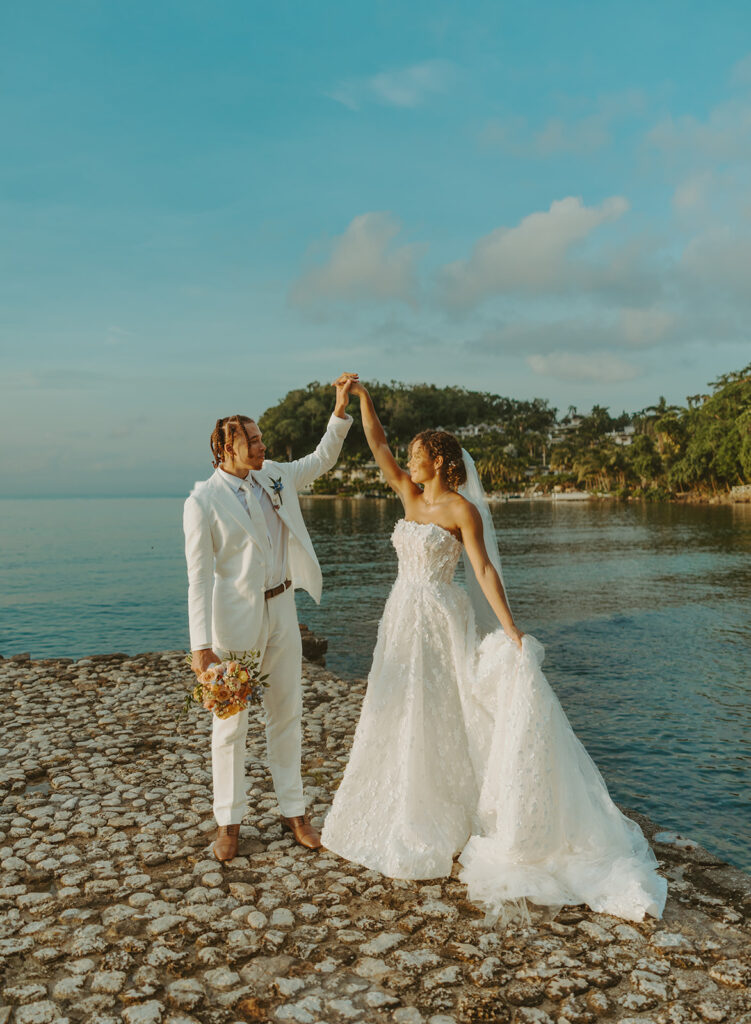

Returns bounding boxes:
[447,491,476,516]
[452,493,482,527]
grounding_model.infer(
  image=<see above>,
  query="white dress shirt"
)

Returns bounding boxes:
[219,468,288,589]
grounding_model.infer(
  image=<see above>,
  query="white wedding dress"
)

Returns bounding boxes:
[321,517,667,922]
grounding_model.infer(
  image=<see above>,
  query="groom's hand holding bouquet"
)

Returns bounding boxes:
[185,650,269,719]
[192,647,221,676]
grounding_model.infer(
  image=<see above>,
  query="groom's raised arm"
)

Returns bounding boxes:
[285,376,354,492]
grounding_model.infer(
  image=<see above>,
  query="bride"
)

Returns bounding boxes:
[321,380,667,923]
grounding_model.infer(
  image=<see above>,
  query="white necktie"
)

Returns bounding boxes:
[238,480,268,542]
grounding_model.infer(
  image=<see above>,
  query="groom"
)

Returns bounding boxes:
[183,374,355,861]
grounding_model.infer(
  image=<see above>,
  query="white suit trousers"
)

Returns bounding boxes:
[211,587,304,824]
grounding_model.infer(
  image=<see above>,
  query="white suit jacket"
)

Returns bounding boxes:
[183,412,352,652]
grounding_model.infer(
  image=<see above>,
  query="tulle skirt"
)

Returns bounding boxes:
[458,633,667,922]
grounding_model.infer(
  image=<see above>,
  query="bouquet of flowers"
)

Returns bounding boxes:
[184,650,268,719]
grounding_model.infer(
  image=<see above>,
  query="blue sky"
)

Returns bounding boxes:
[2,1,750,496]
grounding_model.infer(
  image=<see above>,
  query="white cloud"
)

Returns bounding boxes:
[672,172,714,211]
[440,195,629,308]
[527,351,640,383]
[680,227,751,301]
[480,89,646,156]
[467,303,677,359]
[534,116,609,155]
[731,52,751,86]
[326,60,454,111]
[647,99,751,161]
[482,115,608,155]
[619,308,676,346]
[290,213,422,308]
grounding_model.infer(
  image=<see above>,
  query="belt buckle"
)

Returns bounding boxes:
[265,579,290,601]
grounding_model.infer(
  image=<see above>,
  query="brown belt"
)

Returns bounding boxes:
[265,579,292,600]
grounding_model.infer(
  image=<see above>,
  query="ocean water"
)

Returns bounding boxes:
[1,495,749,871]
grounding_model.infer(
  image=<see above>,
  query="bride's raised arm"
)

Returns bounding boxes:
[344,380,419,503]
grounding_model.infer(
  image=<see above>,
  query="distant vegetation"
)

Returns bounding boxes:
[258,364,751,499]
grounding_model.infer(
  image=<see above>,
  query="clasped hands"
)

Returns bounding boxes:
[332,371,361,414]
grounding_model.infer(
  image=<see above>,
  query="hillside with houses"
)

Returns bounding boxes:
[259,365,751,501]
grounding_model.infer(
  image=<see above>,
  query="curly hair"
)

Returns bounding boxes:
[210,415,255,468]
[409,429,467,491]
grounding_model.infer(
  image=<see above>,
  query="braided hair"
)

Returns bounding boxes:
[409,429,467,491]
[210,415,255,468]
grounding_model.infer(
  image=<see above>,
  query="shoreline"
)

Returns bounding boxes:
[300,491,751,506]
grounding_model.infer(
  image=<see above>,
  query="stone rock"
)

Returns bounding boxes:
[423,966,461,990]
[200,872,223,888]
[353,956,391,981]
[514,1010,553,1024]
[326,997,363,1019]
[545,974,589,1001]
[270,907,295,928]
[69,924,108,955]
[695,1003,728,1023]
[619,989,658,1012]
[121,1002,165,1024]
[228,882,256,900]
[14,1004,60,1024]
[630,968,670,1001]
[392,949,443,976]
[578,922,614,944]
[146,914,185,936]
[202,967,241,991]
[392,1009,424,1024]
[504,981,545,1007]
[651,931,693,950]
[51,975,86,1000]
[2,983,48,1004]
[0,936,34,956]
[90,970,128,994]
[361,932,405,955]
[708,959,749,988]
[584,989,610,1015]
[557,994,596,1024]
[363,989,400,1008]
[273,977,305,997]
[300,624,327,664]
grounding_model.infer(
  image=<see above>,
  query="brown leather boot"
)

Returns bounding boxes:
[213,823,240,862]
[281,813,322,850]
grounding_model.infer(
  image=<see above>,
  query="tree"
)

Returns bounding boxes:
[258,365,750,497]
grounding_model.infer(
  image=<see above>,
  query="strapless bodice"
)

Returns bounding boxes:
[392,518,462,585]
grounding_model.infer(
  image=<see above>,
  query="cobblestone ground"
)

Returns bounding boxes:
[1,650,750,1024]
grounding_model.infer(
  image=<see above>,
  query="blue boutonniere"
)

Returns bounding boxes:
[270,476,284,507]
